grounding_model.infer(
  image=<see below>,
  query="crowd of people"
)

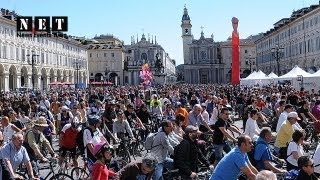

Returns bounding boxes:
[0,84,319,180]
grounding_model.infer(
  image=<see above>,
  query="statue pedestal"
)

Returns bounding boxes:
[153,73,167,85]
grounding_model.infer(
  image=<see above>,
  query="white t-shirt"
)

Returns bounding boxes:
[287,141,305,167]
[83,128,103,148]
[244,118,260,141]
[3,123,15,144]
[314,145,320,173]
[201,111,210,124]
[276,111,288,132]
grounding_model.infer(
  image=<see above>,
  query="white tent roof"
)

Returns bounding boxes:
[278,65,311,79]
[268,72,278,78]
[309,69,320,77]
[243,71,257,80]
[250,70,268,80]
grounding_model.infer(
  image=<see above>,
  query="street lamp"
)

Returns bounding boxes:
[246,55,255,73]
[74,60,83,88]
[26,50,39,91]
[271,44,284,76]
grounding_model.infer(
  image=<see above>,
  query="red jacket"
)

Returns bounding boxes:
[91,162,116,180]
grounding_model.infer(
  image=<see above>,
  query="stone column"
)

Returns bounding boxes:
[4,73,9,92]
[27,74,32,89]
[16,73,21,89]
[46,76,50,90]
[37,75,41,90]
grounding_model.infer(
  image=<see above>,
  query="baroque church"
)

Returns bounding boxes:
[181,6,225,84]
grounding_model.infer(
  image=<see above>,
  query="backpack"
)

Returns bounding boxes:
[144,132,159,151]
[76,127,94,155]
[23,130,41,158]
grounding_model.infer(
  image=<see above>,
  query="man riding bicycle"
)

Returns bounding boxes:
[1,133,38,180]
[58,117,80,170]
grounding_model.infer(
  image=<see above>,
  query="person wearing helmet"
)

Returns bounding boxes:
[84,115,107,163]
[58,117,80,170]
[91,142,116,180]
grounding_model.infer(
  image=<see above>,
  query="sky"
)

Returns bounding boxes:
[1,0,319,65]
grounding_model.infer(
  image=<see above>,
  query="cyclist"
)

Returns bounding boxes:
[174,125,213,179]
[23,117,58,174]
[296,156,318,180]
[117,156,157,180]
[37,106,55,146]
[112,110,135,141]
[1,116,21,144]
[84,115,107,164]
[124,104,144,129]
[57,106,74,132]
[151,120,175,180]
[254,127,286,173]
[210,135,258,180]
[213,107,241,166]
[58,117,80,170]
[0,133,38,180]
[91,142,116,180]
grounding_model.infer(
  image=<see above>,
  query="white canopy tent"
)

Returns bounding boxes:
[243,70,257,80]
[278,65,312,79]
[267,72,278,78]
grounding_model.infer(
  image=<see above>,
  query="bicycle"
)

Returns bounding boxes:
[70,154,91,180]
[16,158,73,180]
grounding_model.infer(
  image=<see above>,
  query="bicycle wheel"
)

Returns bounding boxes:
[49,173,73,180]
[71,167,90,180]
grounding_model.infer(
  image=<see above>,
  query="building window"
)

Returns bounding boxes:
[112,53,114,57]
[89,53,92,58]
[21,49,25,61]
[104,53,107,57]
[200,51,206,60]
[10,46,13,59]
[41,52,45,63]
[16,47,19,60]
[3,45,7,59]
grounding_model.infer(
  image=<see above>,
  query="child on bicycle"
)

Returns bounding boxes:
[91,142,116,180]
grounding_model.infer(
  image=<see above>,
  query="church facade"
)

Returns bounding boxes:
[181,6,225,84]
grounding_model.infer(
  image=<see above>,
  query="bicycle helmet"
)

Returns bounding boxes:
[93,142,113,156]
[87,114,101,126]
[39,106,48,113]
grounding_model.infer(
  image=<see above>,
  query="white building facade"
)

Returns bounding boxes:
[125,34,176,85]
[181,6,224,84]
[0,12,88,91]
[87,35,125,86]
[256,3,320,75]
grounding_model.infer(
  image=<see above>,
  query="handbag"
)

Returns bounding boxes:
[0,158,14,180]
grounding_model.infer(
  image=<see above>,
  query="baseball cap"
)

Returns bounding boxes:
[287,112,300,120]
[201,103,207,107]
